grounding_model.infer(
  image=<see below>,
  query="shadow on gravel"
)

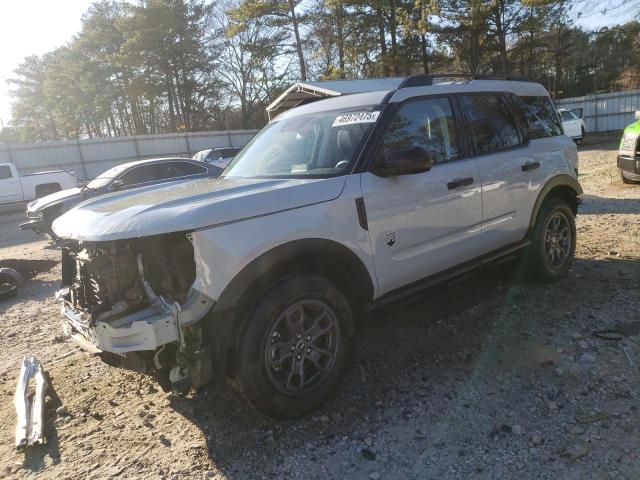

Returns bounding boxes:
[166,256,639,478]
[578,133,621,152]
[579,195,640,215]
[22,381,63,474]
[0,259,58,279]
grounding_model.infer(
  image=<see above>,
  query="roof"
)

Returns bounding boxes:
[266,78,406,117]
[267,76,550,120]
[275,90,395,121]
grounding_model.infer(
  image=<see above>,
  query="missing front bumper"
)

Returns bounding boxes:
[59,287,215,389]
[61,304,178,353]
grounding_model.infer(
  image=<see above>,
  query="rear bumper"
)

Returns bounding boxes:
[617,155,640,174]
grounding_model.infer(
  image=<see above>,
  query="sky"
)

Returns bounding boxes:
[0,0,637,126]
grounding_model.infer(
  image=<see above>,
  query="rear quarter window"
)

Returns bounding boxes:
[519,96,563,139]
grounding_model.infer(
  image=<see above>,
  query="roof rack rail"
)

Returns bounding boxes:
[398,73,531,88]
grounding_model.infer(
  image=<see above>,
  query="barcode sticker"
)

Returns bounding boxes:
[332,111,380,127]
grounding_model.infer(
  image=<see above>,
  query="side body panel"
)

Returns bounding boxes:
[360,159,483,295]
[477,136,577,253]
[19,171,76,201]
[189,174,380,302]
[0,164,24,204]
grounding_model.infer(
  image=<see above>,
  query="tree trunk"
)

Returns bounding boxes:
[288,0,307,81]
[420,34,429,74]
[336,0,345,75]
[377,7,389,77]
[493,0,509,74]
[389,0,399,75]
[166,76,177,132]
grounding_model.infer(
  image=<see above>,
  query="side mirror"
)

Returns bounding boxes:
[111,179,124,190]
[374,146,433,177]
[635,110,640,121]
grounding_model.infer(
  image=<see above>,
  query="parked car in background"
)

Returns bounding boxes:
[0,163,76,206]
[20,158,221,238]
[559,108,586,144]
[193,146,242,169]
[617,110,640,184]
[52,75,581,419]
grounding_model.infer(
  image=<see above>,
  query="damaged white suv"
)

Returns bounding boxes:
[54,75,581,419]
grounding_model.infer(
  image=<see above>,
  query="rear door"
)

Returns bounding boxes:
[457,93,536,253]
[361,96,483,295]
[0,164,23,204]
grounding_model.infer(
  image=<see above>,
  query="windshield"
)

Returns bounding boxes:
[223,108,381,178]
[87,164,128,189]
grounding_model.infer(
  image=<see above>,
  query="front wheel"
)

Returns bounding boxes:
[228,274,353,419]
[526,199,576,283]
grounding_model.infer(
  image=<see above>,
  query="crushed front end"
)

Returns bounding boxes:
[56,232,215,390]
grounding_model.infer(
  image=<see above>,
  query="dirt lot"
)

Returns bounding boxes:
[0,134,639,479]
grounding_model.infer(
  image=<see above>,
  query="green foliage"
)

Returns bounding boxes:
[5,0,640,143]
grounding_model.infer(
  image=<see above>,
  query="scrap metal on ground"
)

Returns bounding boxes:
[14,356,48,449]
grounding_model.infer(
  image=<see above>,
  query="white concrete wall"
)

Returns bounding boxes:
[0,130,258,180]
[556,89,640,133]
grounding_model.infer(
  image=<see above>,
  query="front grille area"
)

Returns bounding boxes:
[60,233,196,322]
[65,242,145,319]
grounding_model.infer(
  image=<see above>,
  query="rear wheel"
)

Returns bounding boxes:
[526,199,576,283]
[228,274,353,419]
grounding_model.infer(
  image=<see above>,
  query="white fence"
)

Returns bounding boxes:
[556,89,640,133]
[0,129,259,180]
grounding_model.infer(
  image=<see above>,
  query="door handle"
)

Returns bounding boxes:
[521,161,540,172]
[447,177,474,190]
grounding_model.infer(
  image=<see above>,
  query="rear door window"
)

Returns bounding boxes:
[118,164,161,187]
[459,94,522,154]
[160,161,207,179]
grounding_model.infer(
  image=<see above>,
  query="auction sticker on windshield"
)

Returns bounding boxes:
[332,111,380,127]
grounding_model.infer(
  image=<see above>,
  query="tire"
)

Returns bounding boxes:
[228,274,353,419]
[620,170,635,185]
[527,198,576,283]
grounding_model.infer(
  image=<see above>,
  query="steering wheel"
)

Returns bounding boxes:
[334,160,350,170]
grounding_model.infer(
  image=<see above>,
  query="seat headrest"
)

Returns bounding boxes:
[337,129,353,153]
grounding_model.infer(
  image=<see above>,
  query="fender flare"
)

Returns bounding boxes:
[528,174,583,234]
[211,238,375,315]
[205,238,375,377]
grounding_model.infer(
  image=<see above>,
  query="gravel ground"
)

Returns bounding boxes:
[0,134,639,479]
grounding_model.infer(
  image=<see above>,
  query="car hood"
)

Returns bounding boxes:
[27,187,83,213]
[52,176,347,242]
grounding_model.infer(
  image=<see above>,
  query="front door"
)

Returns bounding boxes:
[0,165,22,204]
[361,97,483,295]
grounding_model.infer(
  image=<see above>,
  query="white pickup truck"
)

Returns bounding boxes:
[0,163,77,206]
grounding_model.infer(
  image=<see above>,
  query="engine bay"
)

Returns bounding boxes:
[59,232,196,325]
